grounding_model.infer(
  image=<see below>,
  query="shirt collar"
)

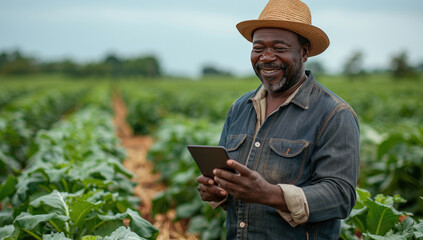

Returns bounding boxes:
[290,70,314,110]
[250,84,267,102]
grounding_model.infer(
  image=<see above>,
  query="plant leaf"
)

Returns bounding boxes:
[12,172,46,206]
[354,187,371,209]
[0,207,14,227]
[366,199,402,235]
[0,225,15,239]
[30,190,68,214]
[14,212,68,230]
[348,207,368,233]
[362,232,407,240]
[151,191,171,216]
[44,166,70,183]
[42,232,72,240]
[92,220,123,237]
[68,196,100,229]
[103,226,144,240]
[0,174,17,202]
[126,209,158,240]
[187,215,208,234]
[175,199,203,219]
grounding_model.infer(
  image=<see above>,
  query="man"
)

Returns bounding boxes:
[196,0,360,239]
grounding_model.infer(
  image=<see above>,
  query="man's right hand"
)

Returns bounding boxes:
[196,175,228,202]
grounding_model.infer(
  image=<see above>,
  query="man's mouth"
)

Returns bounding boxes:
[262,69,279,74]
[255,63,285,76]
[260,68,283,78]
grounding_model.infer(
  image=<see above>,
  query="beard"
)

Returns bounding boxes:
[262,76,287,93]
[254,62,302,93]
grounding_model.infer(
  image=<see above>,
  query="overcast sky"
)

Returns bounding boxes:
[1,0,422,77]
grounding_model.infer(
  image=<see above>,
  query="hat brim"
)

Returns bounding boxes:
[236,20,330,57]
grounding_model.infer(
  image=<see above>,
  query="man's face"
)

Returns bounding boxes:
[251,28,307,93]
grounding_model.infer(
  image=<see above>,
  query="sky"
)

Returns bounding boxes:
[1,0,423,77]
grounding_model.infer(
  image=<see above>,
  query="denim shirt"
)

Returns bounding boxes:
[219,71,360,239]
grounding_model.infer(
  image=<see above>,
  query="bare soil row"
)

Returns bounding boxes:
[112,94,198,240]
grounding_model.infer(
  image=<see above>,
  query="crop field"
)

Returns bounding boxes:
[1,73,423,239]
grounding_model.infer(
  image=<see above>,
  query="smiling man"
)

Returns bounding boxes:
[196,0,360,239]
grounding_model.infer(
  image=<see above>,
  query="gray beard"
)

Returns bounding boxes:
[262,77,287,93]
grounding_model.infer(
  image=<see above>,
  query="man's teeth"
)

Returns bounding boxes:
[262,69,278,73]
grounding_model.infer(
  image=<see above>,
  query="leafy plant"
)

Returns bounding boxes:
[0,88,87,181]
[341,188,423,240]
[0,190,157,239]
[0,107,157,239]
[359,127,423,217]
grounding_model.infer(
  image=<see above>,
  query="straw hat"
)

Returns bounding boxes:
[236,0,329,56]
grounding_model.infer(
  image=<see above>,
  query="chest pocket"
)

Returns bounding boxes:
[263,138,310,184]
[225,134,250,165]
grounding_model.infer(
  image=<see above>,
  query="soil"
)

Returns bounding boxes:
[112,93,199,240]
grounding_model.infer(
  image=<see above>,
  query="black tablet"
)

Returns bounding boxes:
[187,145,236,178]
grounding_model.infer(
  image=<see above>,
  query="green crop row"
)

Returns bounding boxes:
[147,116,226,240]
[4,75,417,239]
[0,88,28,112]
[0,106,157,239]
[0,88,87,181]
[120,79,250,135]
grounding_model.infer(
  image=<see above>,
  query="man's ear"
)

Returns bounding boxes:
[302,43,310,62]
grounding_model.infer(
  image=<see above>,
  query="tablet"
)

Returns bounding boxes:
[187,145,236,178]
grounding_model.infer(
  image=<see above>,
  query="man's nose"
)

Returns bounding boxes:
[260,51,276,62]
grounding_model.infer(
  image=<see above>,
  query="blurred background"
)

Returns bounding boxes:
[1,0,423,78]
[1,1,423,239]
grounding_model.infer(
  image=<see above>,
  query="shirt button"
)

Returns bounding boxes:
[239,222,246,228]
[254,142,260,148]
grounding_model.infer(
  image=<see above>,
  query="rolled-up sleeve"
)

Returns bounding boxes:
[209,195,228,210]
[276,184,309,227]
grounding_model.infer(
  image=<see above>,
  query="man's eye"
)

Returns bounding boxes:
[253,47,264,52]
[275,48,287,52]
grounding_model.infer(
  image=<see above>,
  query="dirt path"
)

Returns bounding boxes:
[112,93,199,240]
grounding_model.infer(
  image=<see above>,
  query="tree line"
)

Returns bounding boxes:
[0,49,421,79]
[307,50,422,80]
[0,50,161,78]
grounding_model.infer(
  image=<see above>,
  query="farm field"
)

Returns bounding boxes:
[1,73,423,239]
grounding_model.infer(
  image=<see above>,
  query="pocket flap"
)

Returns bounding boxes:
[269,139,310,157]
[226,134,247,151]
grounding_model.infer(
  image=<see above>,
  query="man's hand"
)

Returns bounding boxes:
[196,175,228,202]
[213,159,288,211]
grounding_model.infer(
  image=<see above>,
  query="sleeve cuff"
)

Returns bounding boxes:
[276,184,309,227]
[209,195,228,210]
